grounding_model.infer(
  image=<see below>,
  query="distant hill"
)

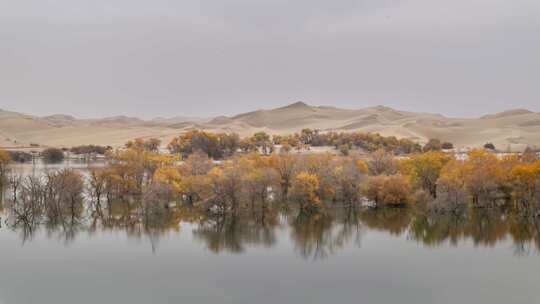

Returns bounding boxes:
[1,103,539,151]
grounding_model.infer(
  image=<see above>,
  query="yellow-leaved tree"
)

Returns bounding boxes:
[511,161,540,207]
[365,175,412,206]
[437,159,467,206]
[462,149,506,206]
[0,148,12,185]
[290,172,321,213]
[402,151,451,198]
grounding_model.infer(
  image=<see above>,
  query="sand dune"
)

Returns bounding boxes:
[1,102,539,151]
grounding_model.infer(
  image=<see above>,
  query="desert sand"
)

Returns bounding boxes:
[1,102,539,151]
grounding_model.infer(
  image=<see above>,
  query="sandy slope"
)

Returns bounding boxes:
[1,102,539,151]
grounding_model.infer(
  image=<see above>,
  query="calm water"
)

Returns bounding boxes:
[1,163,540,304]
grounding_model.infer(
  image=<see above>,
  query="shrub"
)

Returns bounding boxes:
[484,142,496,150]
[7,151,33,163]
[42,148,65,163]
[339,144,350,156]
[441,142,454,150]
[423,139,442,152]
[70,145,111,155]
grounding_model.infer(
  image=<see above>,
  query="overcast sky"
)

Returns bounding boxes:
[1,0,539,118]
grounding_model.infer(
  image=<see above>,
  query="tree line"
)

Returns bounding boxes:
[62,141,540,215]
[2,133,539,217]
[166,129,426,159]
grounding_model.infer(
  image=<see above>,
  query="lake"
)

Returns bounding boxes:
[1,162,539,304]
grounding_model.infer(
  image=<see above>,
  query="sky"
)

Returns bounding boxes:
[1,0,539,119]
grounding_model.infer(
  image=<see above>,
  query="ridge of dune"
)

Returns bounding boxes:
[1,102,539,150]
[481,109,534,119]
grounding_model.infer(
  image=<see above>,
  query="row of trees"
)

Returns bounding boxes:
[276,129,423,154]
[85,143,373,213]
[1,142,540,256]
[7,184,538,256]
[70,145,112,155]
[165,129,512,161]
[166,130,430,160]
[3,137,539,216]
[82,139,540,215]
[6,169,84,229]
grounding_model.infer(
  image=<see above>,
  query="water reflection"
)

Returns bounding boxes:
[3,192,539,259]
[1,160,540,259]
[290,208,364,260]
[360,207,412,235]
[410,209,540,256]
[193,210,280,253]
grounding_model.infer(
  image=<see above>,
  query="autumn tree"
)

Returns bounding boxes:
[44,169,85,221]
[339,144,350,156]
[88,168,107,206]
[365,175,412,206]
[217,133,240,157]
[111,143,177,196]
[379,175,412,206]
[368,148,397,175]
[0,148,12,186]
[511,161,540,208]
[144,138,161,152]
[299,128,318,145]
[153,166,184,196]
[239,137,257,153]
[402,151,451,198]
[251,132,273,155]
[290,172,321,213]
[423,139,442,152]
[522,147,539,163]
[364,176,381,205]
[331,158,368,204]
[282,135,300,149]
[268,153,298,199]
[152,152,213,205]
[397,138,422,154]
[168,130,216,158]
[437,159,467,208]
[280,142,292,154]
[272,135,283,145]
[183,151,213,175]
[204,162,244,213]
[178,152,214,204]
[462,149,505,206]
[168,130,239,159]
[242,164,278,210]
[207,166,227,211]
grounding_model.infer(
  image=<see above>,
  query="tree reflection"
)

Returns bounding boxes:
[409,211,468,246]
[193,210,280,254]
[409,208,540,255]
[507,214,540,256]
[290,207,364,260]
[463,209,508,247]
[359,207,412,235]
[2,178,540,257]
